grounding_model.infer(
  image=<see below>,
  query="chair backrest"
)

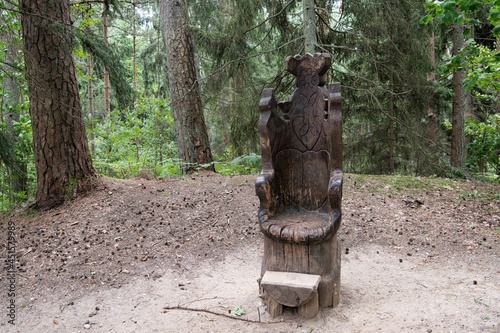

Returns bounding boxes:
[271,53,342,213]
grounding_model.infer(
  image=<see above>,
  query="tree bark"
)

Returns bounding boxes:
[103,4,111,115]
[87,55,95,155]
[132,0,137,106]
[427,34,438,146]
[159,0,214,173]
[450,20,466,168]
[20,0,96,210]
[303,0,317,54]
[388,71,396,173]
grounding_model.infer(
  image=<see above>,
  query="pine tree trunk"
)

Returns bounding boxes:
[427,34,438,146]
[103,4,111,115]
[132,0,137,106]
[450,21,466,168]
[87,55,95,155]
[20,0,96,210]
[303,0,317,54]
[388,71,396,173]
[316,0,332,47]
[159,0,214,173]
[132,1,139,165]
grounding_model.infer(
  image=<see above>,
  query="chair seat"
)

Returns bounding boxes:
[260,208,339,244]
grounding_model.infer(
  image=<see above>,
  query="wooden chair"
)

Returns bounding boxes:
[256,53,343,318]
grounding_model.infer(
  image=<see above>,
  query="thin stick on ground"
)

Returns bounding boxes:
[163,305,285,324]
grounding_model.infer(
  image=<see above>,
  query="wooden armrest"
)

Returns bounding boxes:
[328,169,343,210]
[255,172,278,220]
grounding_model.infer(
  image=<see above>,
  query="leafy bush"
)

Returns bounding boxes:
[215,153,261,175]
[465,114,500,176]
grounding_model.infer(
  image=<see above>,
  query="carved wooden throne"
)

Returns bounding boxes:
[256,53,342,319]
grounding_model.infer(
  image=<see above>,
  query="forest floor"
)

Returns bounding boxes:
[1,171,499,333]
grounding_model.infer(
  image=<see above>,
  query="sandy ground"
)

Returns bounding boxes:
[4,241,499,333]
[1,172,499,332]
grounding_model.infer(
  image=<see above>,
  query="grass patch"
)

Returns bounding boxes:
[349,174,457,193]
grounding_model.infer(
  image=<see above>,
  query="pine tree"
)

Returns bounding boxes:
[20,0,96,210]
[159,0,214,172]
[334,0,433,174]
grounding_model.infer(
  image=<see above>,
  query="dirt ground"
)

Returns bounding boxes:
[1,171,499,333]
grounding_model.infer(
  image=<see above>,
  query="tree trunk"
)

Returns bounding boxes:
[132,1,139,165]
[316,0,332,48]
[87,55,95,155]
[229,78,234,159]
[497,38,500,114]
[388,71,397,173]
[103,4,111,115]
[303,0,317,54]
[20,0,96,210]
[427,34,438,146]
[159,0,214,173]
[450,20,466,168]
[132,0,137,106]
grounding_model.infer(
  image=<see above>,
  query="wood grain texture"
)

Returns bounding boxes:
[256,53,343,313]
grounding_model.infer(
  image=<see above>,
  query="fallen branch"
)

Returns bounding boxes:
[163,305,285,324]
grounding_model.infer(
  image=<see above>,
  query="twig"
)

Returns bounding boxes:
[474,298,490,307]
[17,248,33,258]
[163,305,284,324]
[179,297,228,308]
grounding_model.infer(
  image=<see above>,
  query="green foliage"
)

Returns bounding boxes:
[220,304,246,316]
[230,305,246,317]
[91,97,181,178]
[215,153,261,175]
[338,0,435,175]
[74,29,134,110]
[0,114,34,212]
[0,0,35,211]
[4,0,500,214]
[465,114,500,176]
[0,130,16,171]
[423,0,499,27]
[351,173,457,193]
[190,0,301,157]
[458,187,499,212]
[421,0,500,175]
[463,42,500,93]
[423,0,500,95]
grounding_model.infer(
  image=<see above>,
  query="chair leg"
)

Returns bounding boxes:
[298,291,319,319]
[266,296,283,318]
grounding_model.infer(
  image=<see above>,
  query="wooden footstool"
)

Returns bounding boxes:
[260,271,321,319]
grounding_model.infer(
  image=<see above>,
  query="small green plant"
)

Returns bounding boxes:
[230,305,246,317]
[215,153,261,176]
[459,188,500,212]
[220,304,246,317]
